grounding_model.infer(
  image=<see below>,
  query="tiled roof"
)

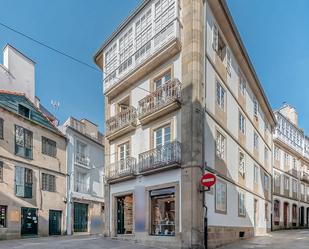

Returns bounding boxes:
[0,90,62,135]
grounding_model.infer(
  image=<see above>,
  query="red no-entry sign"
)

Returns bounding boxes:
[200,173,216,188]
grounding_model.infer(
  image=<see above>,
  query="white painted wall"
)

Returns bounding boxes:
[204,2,272,231]
[59,121,104,235]
[0,44,35,102]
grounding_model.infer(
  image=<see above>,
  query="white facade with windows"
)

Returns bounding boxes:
[204,0,275,244]
[95,0,276,248]
[59,117,104,235]
[272,105,309,230]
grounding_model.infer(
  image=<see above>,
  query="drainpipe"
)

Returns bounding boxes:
[203,1,207,248]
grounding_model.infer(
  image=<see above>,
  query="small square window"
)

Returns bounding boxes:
[18,105,30,118]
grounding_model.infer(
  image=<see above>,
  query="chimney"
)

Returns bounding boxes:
[2,44,36,102]
[279,103,298,127]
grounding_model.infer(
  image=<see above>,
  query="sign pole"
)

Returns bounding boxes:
[200,172,216,249]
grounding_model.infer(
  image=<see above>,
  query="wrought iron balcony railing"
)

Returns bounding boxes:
[138,79,181,119]
[75,152,90,167]
[139,141,181,173]
[105,157,137,181]
[105,107,137,136]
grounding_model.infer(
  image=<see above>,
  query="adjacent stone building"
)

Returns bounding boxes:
[93,0,276,248]
[272,104,309,230]
[0,91,67,239]
[59,117,104,235]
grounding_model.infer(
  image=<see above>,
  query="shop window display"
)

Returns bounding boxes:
[150,187,175,236]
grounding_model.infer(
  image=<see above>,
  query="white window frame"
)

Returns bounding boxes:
[238,191,246,217]
[215,180,227,213]
[216,131,225,160]
[239,151,245,177]
[254,165,259,184]
[253,98,259,117]
[253,132,259,150]
[216,81,225,110]
[274,146,280,161]
[239,112,245,134]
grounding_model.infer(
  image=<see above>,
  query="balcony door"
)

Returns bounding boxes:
[75,171,89,194]
[118,142,130,171]
[76,140,88,166]
[154,71,171,89]
[154,72,171,104]
[154,125,171,164]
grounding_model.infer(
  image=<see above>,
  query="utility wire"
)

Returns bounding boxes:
[0,20,151,93]
[0,21,101,72]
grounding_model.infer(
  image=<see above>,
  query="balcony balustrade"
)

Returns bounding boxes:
[105,107,137,140]
[105,157,137,182]
[139,141,181,174]
[138,79,181,124]
[75,152,90,167]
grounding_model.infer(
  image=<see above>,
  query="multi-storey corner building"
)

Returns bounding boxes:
[204,1,276,247]
[272,104,309,230]
[59,117,104,235]
[0,91,67,239]
[94,0,275,248]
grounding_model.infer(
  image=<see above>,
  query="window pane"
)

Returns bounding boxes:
[151,188,175,236]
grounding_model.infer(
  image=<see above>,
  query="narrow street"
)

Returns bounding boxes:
[0,235,163,249]
[220,229,309,249]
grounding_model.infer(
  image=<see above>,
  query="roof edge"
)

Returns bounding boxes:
[219,0,277,126]
[93,0,150,63]
[3,43,36,65]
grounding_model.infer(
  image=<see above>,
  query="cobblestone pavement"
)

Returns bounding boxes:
[220,229,309,249]
[0,235,164,249]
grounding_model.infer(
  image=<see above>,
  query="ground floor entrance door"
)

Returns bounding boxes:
[253,199,258,228]
[300,207,305,227]
[116,195,133,235]
[21,207,38,236]
[284,203,289,228]
[307,208,309,227]
[117,197,125,234]
[49,210,62,235]
[73,203,88,233]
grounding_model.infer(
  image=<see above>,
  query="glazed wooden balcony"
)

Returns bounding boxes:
[138,79,181,125]
[291,168,298,178]
[301,172,309,183]
[105,107,137,140]
[75,152,90,167]
[105,157,137,183]
[139,141,181,175]
[104,19,181,99]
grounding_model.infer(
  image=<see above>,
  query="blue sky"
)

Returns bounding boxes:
[227,0,309,131]
[0,0,140,132]
[1,1,309,133]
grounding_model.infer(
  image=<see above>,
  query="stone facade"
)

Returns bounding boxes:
[0,97,67,239]
[93,0,276,248]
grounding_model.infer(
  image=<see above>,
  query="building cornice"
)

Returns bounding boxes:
[93,0,151,68]
[215,0,276,127]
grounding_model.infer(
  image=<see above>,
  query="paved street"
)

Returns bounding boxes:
[220,229,309,249]
[0,235,163,249]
